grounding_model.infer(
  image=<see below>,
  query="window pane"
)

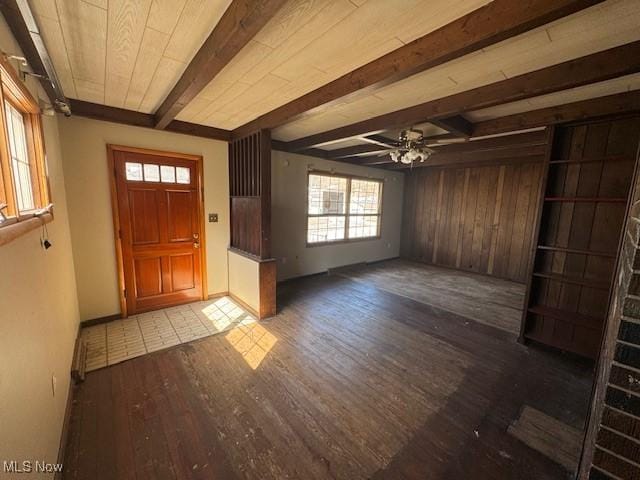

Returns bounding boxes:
[161,165,175,183]
[143,163,159,182]
[308,174,347,214]
[5,101,34,211]
[125,162,143,181]
[176,166,190,184]
[348,215,379,239]
[350,179,381,214]
[307,216,345,243]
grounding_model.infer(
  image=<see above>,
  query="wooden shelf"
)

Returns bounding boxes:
[544,196,627,203]
[536,245,616,258]
[532,272,610,289]
[549,155,634,165]
[524,330,597,359]
[527,304,602,328]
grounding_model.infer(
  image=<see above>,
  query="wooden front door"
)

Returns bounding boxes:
[109,145,206,315]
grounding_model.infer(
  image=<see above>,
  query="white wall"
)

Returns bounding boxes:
[271,150,404,281]
[228,250,260,312]
[57,117,229,321]
[0,16,80,473]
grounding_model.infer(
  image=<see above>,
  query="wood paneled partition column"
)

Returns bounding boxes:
[229,130,271,258]
[228,130,276,318]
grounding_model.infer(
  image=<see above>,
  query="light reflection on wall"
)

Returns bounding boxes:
[225,322,277,370]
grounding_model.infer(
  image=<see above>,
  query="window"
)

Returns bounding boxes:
[124,162,191,185]
[307,173,382,245]
[0,55,49,230]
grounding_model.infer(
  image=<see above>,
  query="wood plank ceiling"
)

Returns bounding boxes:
[29,0,233,112]
[11,0,640,170]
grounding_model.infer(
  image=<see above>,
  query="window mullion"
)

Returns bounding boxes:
[0,80,17,218]
[345,178,352,239]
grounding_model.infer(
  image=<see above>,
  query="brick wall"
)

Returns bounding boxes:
[580,164,640,479]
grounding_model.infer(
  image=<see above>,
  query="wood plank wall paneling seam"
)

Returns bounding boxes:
[488,165,507,274]
[400,131,551,283]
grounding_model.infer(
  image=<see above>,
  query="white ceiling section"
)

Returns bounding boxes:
[173,0,492,129]
[29,0,232,112]
[466,73,640,122]
[24,0,640,142]
[272,0,640,140]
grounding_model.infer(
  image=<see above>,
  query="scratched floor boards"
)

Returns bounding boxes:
[62,267,593,480]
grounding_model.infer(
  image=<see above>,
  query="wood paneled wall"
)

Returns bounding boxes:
[229,130,271,258]
[400,138,547,283]
[521,117,640,358]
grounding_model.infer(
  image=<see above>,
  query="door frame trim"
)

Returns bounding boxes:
[107,144,208,317]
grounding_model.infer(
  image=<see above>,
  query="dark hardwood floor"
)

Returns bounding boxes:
[62,267,594,480]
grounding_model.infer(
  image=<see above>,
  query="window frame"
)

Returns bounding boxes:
[306,170,384,247]
[0,54,50,233]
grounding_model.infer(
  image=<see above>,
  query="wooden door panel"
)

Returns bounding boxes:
[134,257,162,297]
[171,254,195,291]
[166,190,193,242]
[111,147,204,315]
[129,189,160,244]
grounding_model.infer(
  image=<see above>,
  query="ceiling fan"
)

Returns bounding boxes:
[378,128,437,165]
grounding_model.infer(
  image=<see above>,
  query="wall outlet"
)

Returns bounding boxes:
[208,213,218,223]
[51,374,57,397]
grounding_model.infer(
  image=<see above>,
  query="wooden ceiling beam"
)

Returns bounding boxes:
[473,90,640,137]
[232,0,604,138]
[360,134,396,148]
[69,99,231,141]
[430,115,473,137]
[377,144,547,169]
[285,40,640,151]
[271,140,329,160]
[153,0,287,130]
[358,130,549,167]
[0,0,68,111]
[327,144,390,160]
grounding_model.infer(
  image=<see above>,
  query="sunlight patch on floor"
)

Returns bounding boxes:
[225,322,277,370]
[81,296,255,371]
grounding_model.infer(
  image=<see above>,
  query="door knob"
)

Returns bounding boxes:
[194,242,200,249]
[193,233,199,239]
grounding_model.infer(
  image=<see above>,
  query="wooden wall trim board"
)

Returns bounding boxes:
[207,291,229,300]
[284,41,640,151]
[154,0,288,129]
[232,0,604,137]
[69,99,231,141]
[53,369,76,480]
[228,292,260,319]
[258,259,277,319]
[79,313,122,328]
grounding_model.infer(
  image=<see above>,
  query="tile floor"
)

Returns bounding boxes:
[82,296,255,371]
